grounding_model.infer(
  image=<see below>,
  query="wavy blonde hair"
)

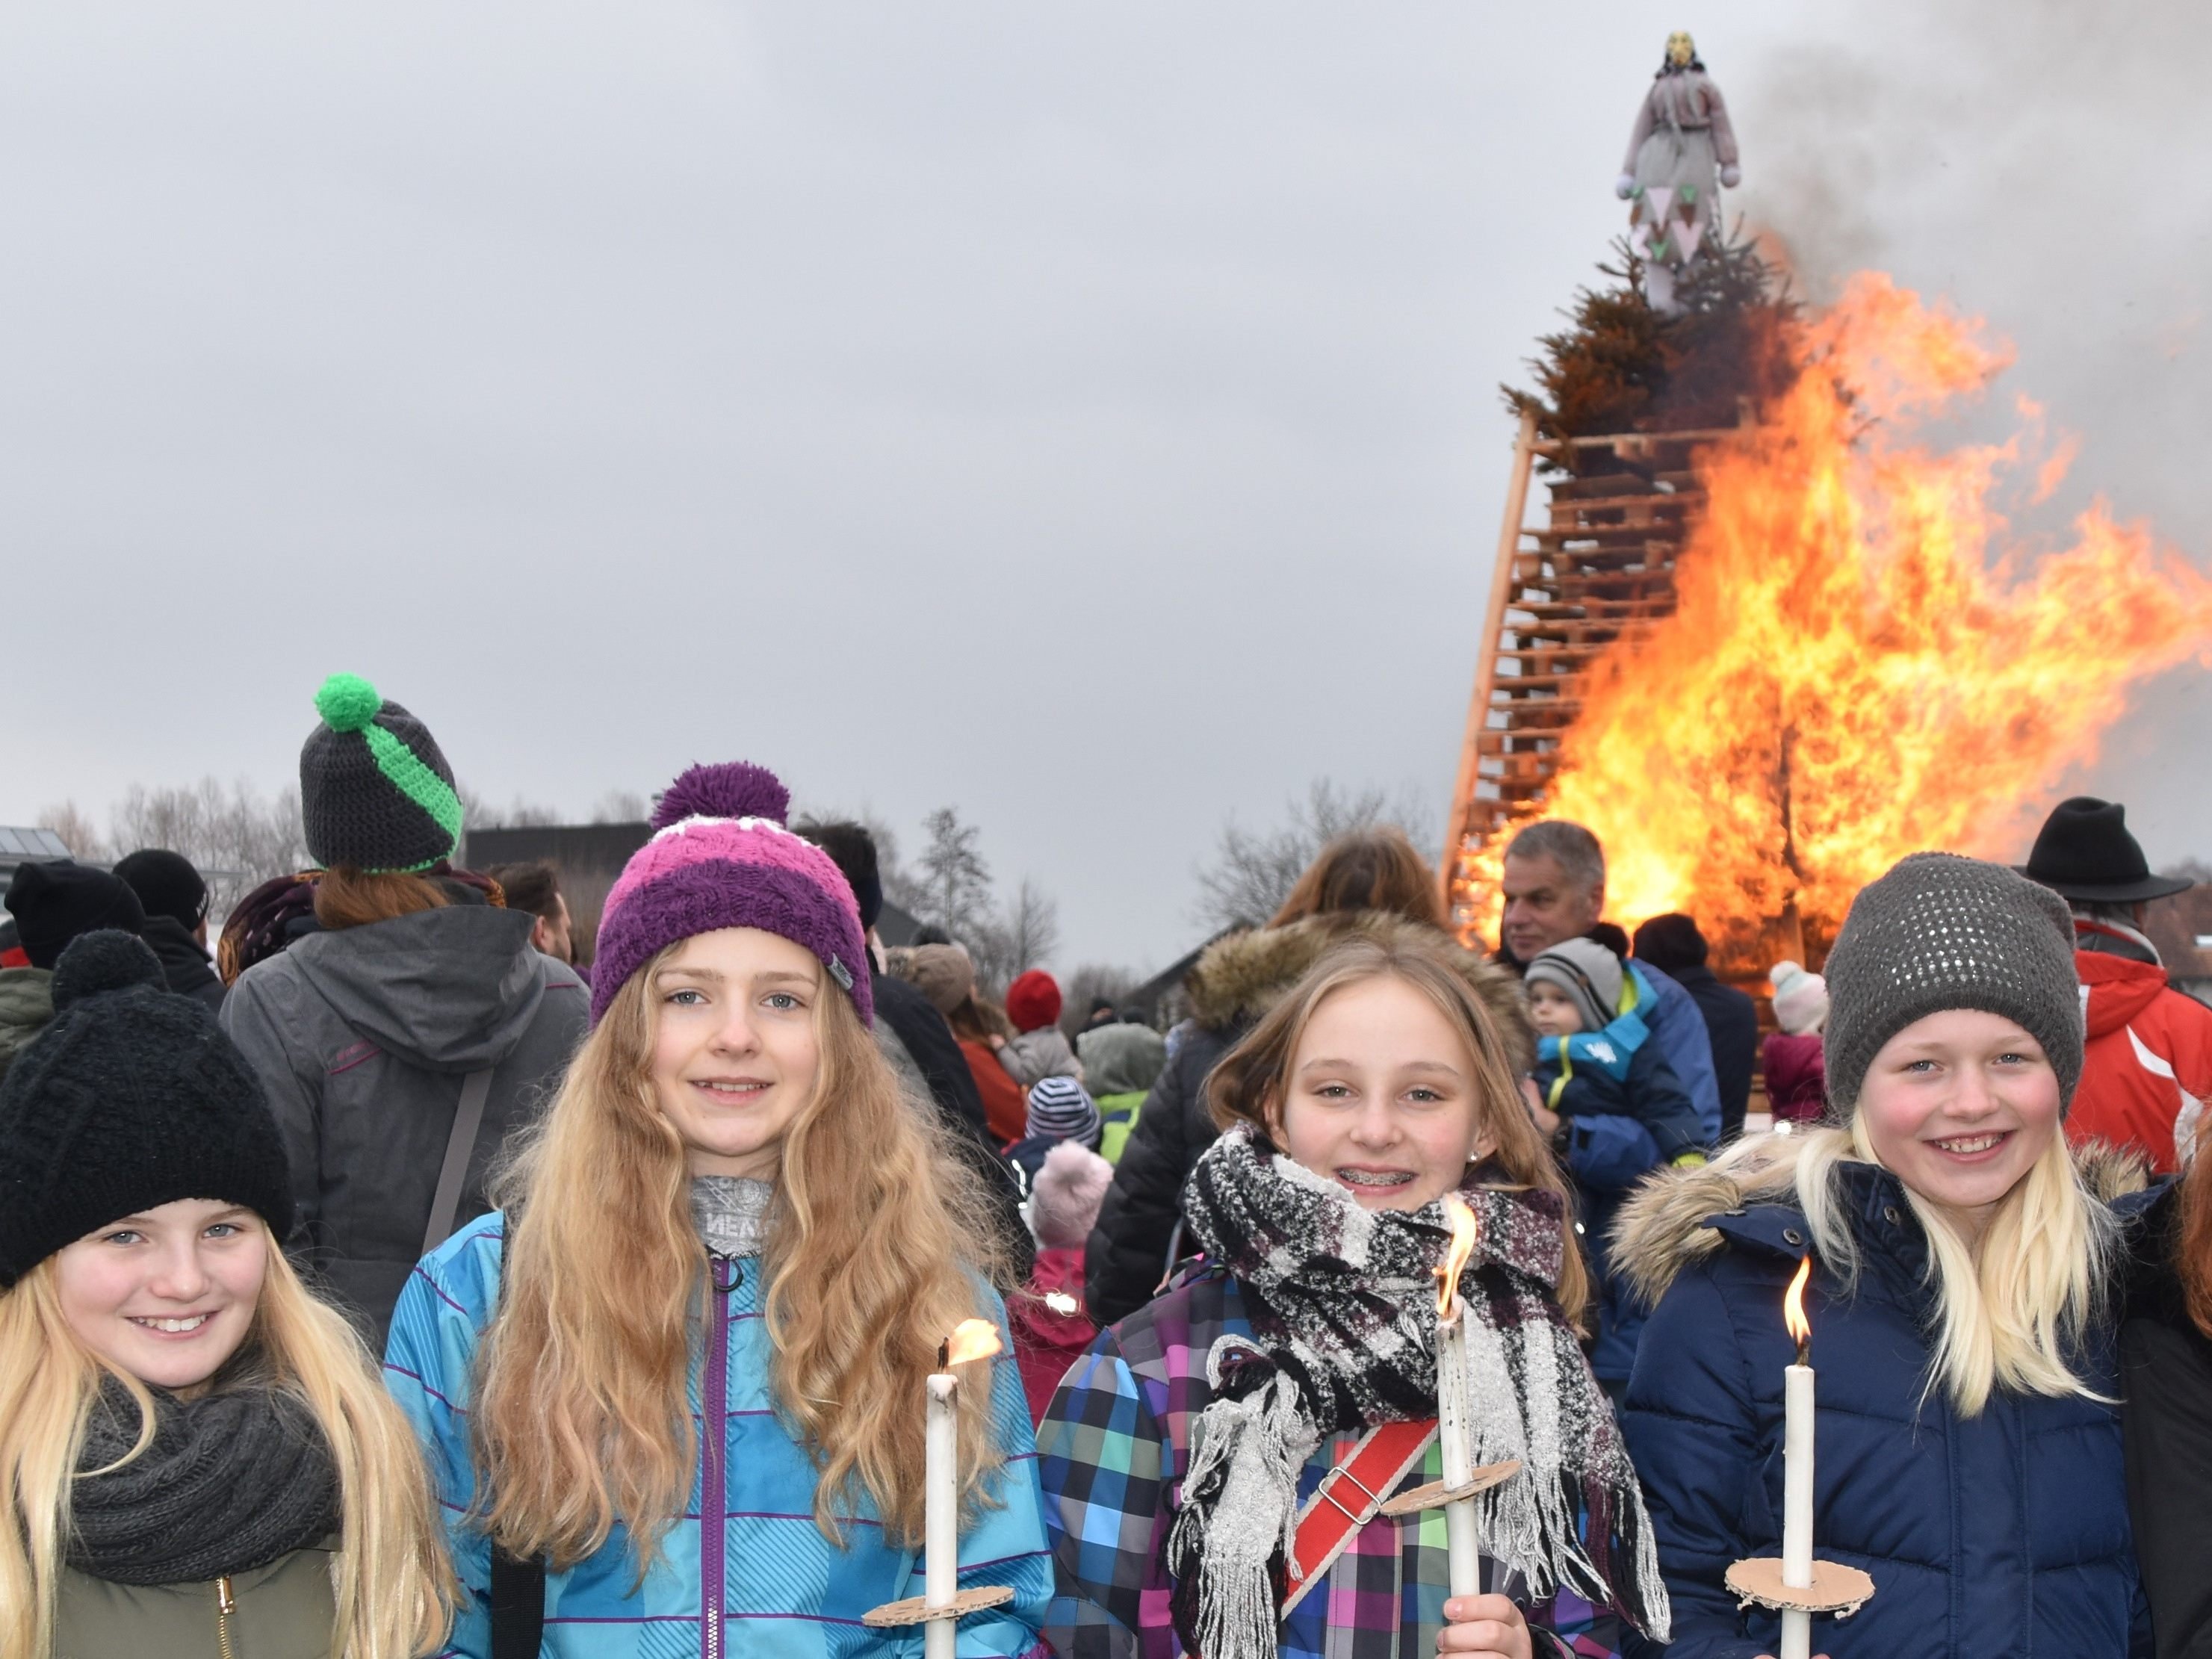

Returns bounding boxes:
[0,1232,454,1659]
[1720,1120,2117,1416]
[471,948,1009,1572]
[1205,928,1589,1328]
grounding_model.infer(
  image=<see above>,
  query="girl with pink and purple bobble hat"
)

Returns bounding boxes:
[382,761,1055,1658]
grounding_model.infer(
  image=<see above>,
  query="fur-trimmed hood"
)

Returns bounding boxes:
[1609,1128,2154,1312]
[1180,911,1537,1078]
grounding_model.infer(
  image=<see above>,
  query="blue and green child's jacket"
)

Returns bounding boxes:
[384,1218,1055,1658]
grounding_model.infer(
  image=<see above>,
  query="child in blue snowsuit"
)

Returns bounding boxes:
[1525,937,1705,1386]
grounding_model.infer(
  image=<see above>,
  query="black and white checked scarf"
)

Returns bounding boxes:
[1165,1123,1668,1657]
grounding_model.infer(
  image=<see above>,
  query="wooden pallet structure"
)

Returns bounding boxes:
[1442,412,1741,923]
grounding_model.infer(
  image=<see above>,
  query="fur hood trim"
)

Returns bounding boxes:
[1182,911,1537,1077]
[1608,1128,2153,1312]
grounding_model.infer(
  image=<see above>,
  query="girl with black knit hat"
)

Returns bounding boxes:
[1614,853,2154,1659]
[382,761,1052,1657]
[0,930,453,1659]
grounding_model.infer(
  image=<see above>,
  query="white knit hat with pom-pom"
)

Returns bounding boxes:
[1029,1140,1114,1250]
[1769,960,1830,1035]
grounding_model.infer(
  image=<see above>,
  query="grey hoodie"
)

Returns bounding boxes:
[222,905,587,1345]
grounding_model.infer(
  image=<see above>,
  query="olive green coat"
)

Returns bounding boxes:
[0,964,53,1083]
[54,1542,338,1659]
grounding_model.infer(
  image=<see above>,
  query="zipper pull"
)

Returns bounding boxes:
[217,1576,236,1617]
[712,1253,742,1293]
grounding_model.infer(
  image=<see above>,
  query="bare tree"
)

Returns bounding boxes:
[971,878,1060,991]
[591,789,650,824]
[34,801,110,863]
[1192,778,1439,931]
[908,806,997,946]
[95,778,312,916]
[459,785,563,831]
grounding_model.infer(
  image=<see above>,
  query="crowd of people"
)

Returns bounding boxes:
[0,672,2208,1659]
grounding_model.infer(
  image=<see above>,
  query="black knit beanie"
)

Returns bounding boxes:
[299,673,465,873]
[0,931,294,1286]
[113,849,211,930]
[4,860,147,970]
[1823,852,2085,1116]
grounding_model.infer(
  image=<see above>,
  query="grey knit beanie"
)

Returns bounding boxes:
[1823,852,2084,1114]
[1526,937,1623,1033]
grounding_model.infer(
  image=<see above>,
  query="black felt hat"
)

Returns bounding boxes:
[0,931,294,1286]
[2018,797,2193,905]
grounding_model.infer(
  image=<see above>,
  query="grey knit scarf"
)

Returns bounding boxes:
[67,1376,340,1584]
[1167,1125,1669,1657]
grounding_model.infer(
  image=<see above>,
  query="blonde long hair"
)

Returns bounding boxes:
[1742,1120,2117,1415]
[471,949,1009,1571]
[0,1235,454,1659]
[1205,928,1589,1328]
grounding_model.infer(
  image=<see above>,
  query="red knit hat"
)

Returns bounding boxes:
[1005,969,1062,1035]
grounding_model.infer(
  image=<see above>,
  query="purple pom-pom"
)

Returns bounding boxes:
[651,762,792,831]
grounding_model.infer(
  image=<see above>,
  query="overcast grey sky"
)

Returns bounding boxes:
[4,1,2205,971]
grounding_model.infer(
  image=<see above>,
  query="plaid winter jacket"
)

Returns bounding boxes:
[385,1217,1055,1658]
[1038,1264,1623,1659]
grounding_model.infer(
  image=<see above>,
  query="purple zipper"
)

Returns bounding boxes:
[703,1256,734,1659]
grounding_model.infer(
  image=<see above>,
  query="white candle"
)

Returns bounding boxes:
[926,1370,958,1659]
[1779,1359,1814,1659]
[1779,1254,1815,1659]
[1435,1297,1482,1599]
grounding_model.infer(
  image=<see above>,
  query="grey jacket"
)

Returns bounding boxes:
[222,906,588,1345]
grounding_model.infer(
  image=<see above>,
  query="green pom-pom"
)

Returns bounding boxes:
[315,672,384,734]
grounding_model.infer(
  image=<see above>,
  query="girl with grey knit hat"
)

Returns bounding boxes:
[1611,853,2154,1659]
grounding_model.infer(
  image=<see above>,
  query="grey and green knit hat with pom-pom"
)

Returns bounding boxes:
[299,674,465,873]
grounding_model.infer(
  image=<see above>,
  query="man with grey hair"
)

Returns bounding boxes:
[1499,819,1723,1144]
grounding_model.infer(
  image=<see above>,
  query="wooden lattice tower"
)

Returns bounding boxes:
[1443,412,1742,928]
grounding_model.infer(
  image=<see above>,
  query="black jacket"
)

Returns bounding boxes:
[873,967,1034,1283]
[2122,1179,2212,1659]
[1082,913,1536,1327]
[139,915,226,1013]
[1663,963,1759,1144]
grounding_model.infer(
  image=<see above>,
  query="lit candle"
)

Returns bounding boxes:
[926,1318,1003,1659]
[1434,1194,1483,1600]
[1780,1256,1815,1659]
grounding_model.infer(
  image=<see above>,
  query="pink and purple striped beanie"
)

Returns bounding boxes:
[590,762,873,1029]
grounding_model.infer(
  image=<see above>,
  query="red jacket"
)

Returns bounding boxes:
[2066,941,2212,1174]
[1762,1030,1827,1121]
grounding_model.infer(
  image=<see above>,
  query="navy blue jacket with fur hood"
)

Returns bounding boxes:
[1611,1138,2153,1659]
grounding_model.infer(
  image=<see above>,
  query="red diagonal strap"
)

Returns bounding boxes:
[1280,1418,1439,1615]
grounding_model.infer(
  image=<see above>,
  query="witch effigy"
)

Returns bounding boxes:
[1615,31,1741,314]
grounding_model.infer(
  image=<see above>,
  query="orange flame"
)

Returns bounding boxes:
[941,1318,1003,1369]
[1455,273,2212,956]
[1783,1255,1812,1355]
[1435,1193,1479,1318]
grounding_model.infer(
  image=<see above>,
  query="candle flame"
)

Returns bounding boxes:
[1435,1194,1479,1318]
[942,1318,1003,1369]
[1783,1255,1813,1357]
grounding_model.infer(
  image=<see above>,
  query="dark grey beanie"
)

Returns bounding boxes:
[1823,852,2084,1114]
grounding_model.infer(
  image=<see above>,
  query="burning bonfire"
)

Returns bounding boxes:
[1454,270,2212,970]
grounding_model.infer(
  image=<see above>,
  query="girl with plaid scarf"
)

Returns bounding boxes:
[1036,922,1667,1659]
